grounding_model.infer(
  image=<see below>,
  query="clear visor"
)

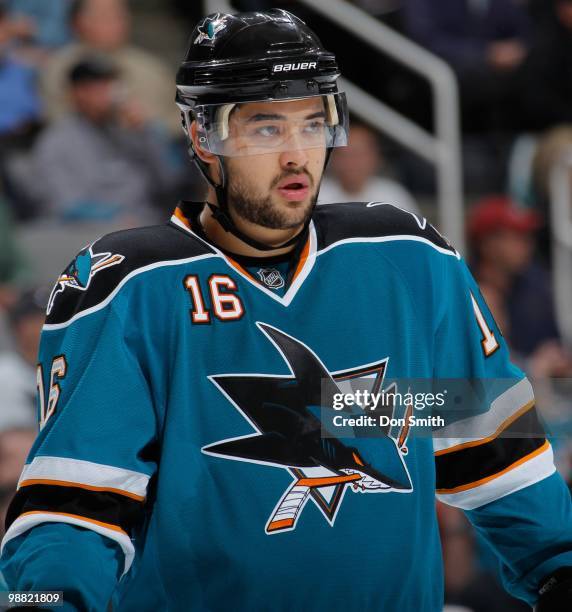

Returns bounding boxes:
[191,93,349,157]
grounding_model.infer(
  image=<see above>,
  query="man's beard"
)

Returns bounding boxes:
[226,169,318,230]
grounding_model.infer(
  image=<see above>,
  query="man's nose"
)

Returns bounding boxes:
[278,133,309,168]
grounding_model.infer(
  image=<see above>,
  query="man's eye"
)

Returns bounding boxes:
[254,125,281,138]
[303,121,326,134]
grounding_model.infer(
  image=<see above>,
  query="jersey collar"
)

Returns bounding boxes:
[170,203,318,307]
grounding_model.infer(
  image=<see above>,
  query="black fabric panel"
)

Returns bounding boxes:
[5,484,145,535]
[312,201,457,254]
[46,220,215,326]
[435,406,546,491]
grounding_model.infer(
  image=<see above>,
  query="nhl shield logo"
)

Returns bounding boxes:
[257,268,285,290]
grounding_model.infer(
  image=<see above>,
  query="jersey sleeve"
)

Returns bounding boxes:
[0,258,160,606]
[432,255,572,605]
[1,523,123,612]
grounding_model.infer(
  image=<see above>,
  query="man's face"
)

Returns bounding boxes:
[330,125,380,193]
[222,98,328,230]
[75,0,130,50]
[558,1,572,30]
[0,15,10,51]
[70,79,117,123]
[480,229,535,274]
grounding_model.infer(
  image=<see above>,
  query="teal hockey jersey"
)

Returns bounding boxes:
[2,201,572,611]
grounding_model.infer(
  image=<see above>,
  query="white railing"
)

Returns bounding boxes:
[204,0,465,252]
[549,152,572,346]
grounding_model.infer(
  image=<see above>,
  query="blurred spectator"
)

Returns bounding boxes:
[0,288,46,433]
[41,0,179,134]
[521,0,572,131]
[530,126,572,262]
[507,126,572,261]
[31,56,178,223]
[532,126,572,208]
[0,429,36,485]
[0,428,36,539]
[7,0,72,55]
[468,195,572,373]
[403,0,530,133]
[0,3,42,140]
[0,197,27,290]
[0,195,20,352]
[319,121,420,212]
[0,199,20,353]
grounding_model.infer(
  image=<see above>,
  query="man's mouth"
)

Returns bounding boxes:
[276,175,311,202]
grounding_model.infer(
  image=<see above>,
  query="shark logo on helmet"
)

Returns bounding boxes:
[194,14,227,45]
[202,323,414,535]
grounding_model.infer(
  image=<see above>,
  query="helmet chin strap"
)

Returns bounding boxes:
[193,149,332,253]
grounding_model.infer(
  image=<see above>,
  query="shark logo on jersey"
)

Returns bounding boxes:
[47,245,125,314]
[194,14,227,45]
[203,323,413,535]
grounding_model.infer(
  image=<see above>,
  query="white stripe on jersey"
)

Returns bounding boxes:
[18,456,150,500]
[1,512,135,576]
[436,442,555,510]
[316,234,461,260]
[433,377,535,454]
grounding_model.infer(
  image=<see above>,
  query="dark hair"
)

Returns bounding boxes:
[68,56,119,85]
[8,287,48,328]
[0,1,7,21]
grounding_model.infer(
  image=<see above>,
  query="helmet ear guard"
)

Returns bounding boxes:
[179,104,226,198]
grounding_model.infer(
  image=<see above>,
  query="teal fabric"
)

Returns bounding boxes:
[1,204,571,610]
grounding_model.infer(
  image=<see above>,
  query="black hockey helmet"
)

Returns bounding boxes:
[176,9,342,106]
[175,9,349,250]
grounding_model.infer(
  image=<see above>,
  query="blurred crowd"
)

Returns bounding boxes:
[1,2,572,611]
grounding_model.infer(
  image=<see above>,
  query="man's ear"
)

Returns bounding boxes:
[188,119,222,187]
[190,121,219,166]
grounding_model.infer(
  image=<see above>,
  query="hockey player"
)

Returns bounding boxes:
[1,9,572,611]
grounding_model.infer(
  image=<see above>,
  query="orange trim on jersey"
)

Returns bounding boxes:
[225,256,251,279]
[398,404,413,449]
[174,206,192,230]
[434,400,536,457]
[18,479,145,502]
[291,237,310,284]
[19,510,127,535]
[352,452,364,467]
[174,206,312,291]
[267,518,295,531]
[436,439,549,495]
[296,473,361,488]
